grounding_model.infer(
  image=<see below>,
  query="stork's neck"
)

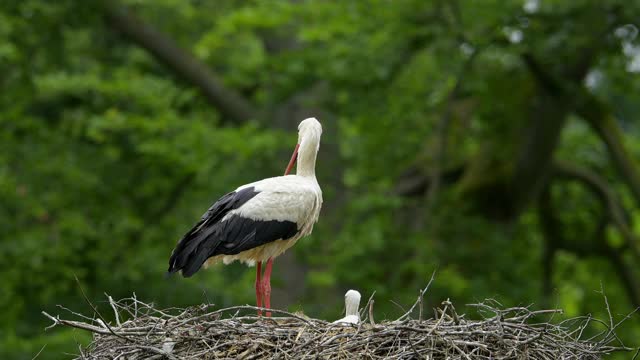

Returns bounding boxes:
[296,134,320,178]
[346,300,359,317]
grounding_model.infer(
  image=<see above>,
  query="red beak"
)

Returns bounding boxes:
[284,143,299,175]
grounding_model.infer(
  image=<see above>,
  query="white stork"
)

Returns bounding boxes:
[168,117,323,316]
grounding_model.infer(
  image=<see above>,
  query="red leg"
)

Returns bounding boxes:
[255,261,263,316]
[261,258,274,317]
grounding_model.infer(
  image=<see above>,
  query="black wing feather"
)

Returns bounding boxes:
[167,186,299,277]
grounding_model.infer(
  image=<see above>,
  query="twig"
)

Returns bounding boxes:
[106,293,121,327]
[73,275,131,342]
[31,344,46,360]
[42,311,116,335]
[397,271,436,322]
[360,290,376,323]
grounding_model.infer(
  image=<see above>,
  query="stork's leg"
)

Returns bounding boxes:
[262,258,274,317]
[255,261,263,316]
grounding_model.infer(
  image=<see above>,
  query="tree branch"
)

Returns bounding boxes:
[576,94,640,208]
[553,161,640,259]
[104,4,257,123]
[509,91,569,214]
[605,245,640,309]
[510,52,595,215]
[393,165,465,197]
[553,161,640,307]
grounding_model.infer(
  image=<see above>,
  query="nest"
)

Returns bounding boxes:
[42,289,635,359]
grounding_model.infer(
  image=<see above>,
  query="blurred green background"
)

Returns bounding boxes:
[1,0,640,358]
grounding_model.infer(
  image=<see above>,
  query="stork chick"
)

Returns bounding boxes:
[333,290,361,324]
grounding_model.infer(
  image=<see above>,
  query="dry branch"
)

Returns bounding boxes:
[104,3,257,123]
[42,291,635,359]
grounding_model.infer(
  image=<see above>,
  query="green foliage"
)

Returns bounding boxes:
[1,0,639,358]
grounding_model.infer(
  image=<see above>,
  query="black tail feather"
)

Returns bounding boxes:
[168,229,218,277]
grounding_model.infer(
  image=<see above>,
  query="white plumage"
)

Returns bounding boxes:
[229,176,322,231]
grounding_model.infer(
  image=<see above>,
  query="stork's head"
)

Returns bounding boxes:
[297,117,322,143]
[285,117,322,176]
